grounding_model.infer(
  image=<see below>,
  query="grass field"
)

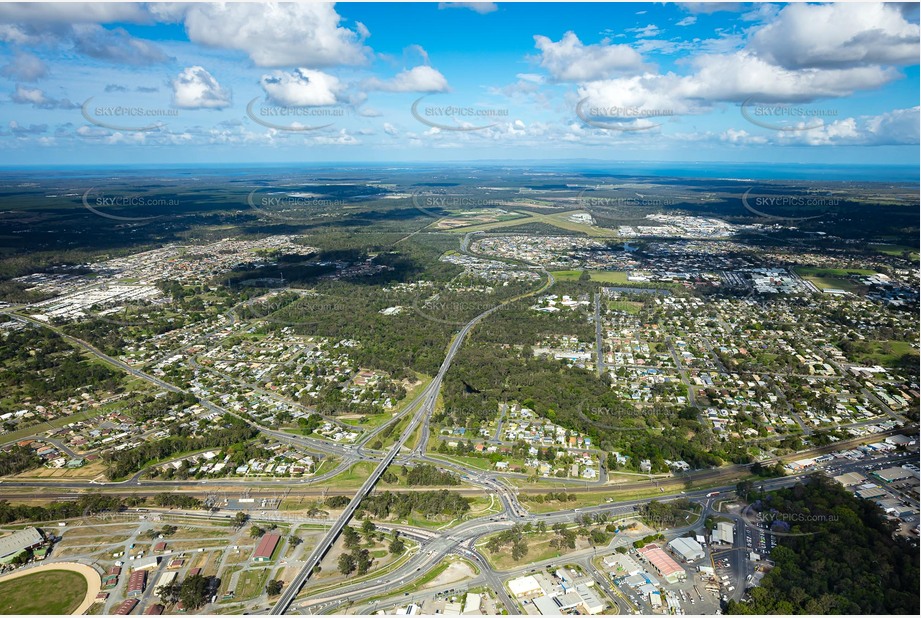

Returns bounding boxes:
[795,266,878,277]
[362,560,452,602]
[851,340,918,367]
[552,269,630,283]
[236,568,270,600]
[425,452,495,471]
[479,530,591,570]
[326,461,387,489]
[794,266,876,293]
[0,570,87,614]
[871,244,920,261]
[607,300,645,314]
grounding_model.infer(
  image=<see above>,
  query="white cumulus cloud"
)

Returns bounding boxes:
[533,31,646,82]
[749,2,920,70]
[259,68,341,107]
[365,66,450,93]
[182,2,369,68]
[171,66,231,109]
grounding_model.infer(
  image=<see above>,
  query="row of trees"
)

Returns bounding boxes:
[357,490,470,520]
[0,493,134,524]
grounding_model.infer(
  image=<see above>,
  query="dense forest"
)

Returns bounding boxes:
[405,464,460,486]
[0,326,123,414]
[0,444,42,476]
[357,490,470,520]
[728,476,919,614]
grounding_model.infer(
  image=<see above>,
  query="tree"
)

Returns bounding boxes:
[337,553,356,575]
[266,580,283,596]
[178,574,210,610]
[232,512,248,527]
[288,535,302,547]
[354,548,373,575]
[342,526,360,549]
[325,496,350,508]
[250,525,264,538]
[361,518,376,535]
[389,536,405,555]
[511,539,527,561]
[158,580,181,603]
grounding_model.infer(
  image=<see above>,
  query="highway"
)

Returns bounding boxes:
[270,288,513,614]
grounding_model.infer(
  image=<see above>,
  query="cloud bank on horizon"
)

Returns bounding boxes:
[0,1,918,165]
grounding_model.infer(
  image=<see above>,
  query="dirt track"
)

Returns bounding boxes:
[0,560,101,615]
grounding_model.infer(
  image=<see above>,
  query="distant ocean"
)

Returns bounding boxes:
[1,161,918,183]
[546,161,921,183]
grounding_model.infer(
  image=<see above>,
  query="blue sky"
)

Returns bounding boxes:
[0,1,918,166]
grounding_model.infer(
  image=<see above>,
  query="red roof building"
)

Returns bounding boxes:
[253,533,281,562]
[115,599,139,615]
[127,570,147,597]
[638,543,686,583]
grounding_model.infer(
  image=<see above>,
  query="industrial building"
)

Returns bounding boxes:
[713,521,735,545]
[508,575,544,598]
[115,599,139,615]
[144,604,164,615]
[833,472,866,487]
[0,526,44,563]
[638,544,686,584]
[133,556,160,570]
[253,532,281,562]
[154,570,177,596]
[668,536,705,561]
[127,570,147,597]
[532,595,563,616]
[603,552,642,576]
[574,584,605,614]
[462,593,482,615]
[873,467,914,483]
